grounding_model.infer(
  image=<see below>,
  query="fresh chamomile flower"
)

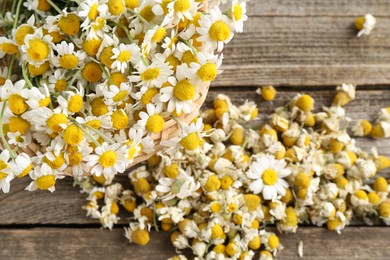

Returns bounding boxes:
[10,153,33,179]
[129,59,173,88]
[159,64,198,114]
[57,84,86,114]
[197,7,235,52]
[134,0,164,25]
[189,52,223,84]
[21,28,54,66]
[24,84,51,109]
[0,150,14,193]
[103,82,132,105]
[53,41,86,69]
[355,14,376,37]
[25,163,64,192]
[47,69,70,92]
[86,142,128,177]
[246,155,291,200]
[141,17,172,55]
[1,80,30,115]
[0,37,19,58]
[136,103,167,134]
[64,144,93,177]
[230,0,248,33]
[12,15,36,46]
[167,0,199,23]
[78,0,109,30]
[25,107,68,134]
[23,0,52,16]
[114,127,143,162]
[111,43,141,73]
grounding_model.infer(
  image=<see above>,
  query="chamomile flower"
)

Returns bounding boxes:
[189,53,223,84]
[355,14,376,37]
[111,43,141,73]
[47,69,69,92]
[104,82,132,105]
[54,41,86,69]
[136,103,167,134]
[246,155,291,200]
[57,84,85,114]
[78,0,109,30]
[0,150,14,193]
[230,0,248,33]
[159,64,198,114]
[86,142,128,177]
[0,37,19,58]
[65,144,93,177]
[197,7,234,52]
[21,28,54,66]
[25,163,64,192]
[26,107,68,134]
[10,153,33,179]
[167,0,198,23]
[129,60,173,88]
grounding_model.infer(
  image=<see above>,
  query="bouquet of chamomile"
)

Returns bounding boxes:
[0,0,250,193]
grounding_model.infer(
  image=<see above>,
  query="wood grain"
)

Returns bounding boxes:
[247,0,390,16]
[0,227,389,260]
[213,6,390,86]
[0,89,389,224]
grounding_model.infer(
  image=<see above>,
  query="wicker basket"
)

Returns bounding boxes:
[1,1,210,176]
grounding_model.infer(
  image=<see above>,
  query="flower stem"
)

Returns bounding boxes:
[116,22,133,43]
[73,121,100,147]
[83,122,116,144]
[128,9,152,28]
[153,202,159,232]
[7,55,15,78]
[12,0,23,30]
[46,0,63,14]
[22,62,34,88]
[0,101,16,158]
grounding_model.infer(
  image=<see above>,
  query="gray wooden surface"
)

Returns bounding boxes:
[1,1,390,259]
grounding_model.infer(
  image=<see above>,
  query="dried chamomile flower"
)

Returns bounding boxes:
[257,86,277,101]
[333,83,356,107]
[355,14,376,37]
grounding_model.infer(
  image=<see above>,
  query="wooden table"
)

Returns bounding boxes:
[1,1,390,259]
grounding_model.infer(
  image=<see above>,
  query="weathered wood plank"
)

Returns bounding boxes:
[0,89,389,224]
[214,15,390,86]
[246,1,390,17]
[0,227,389,259]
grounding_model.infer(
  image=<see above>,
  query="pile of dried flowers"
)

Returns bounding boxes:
[77,85,390,259]
[0,0,250,193]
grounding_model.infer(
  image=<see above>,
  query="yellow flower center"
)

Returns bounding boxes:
[98,150,117,168]
[0,42,19,55]
[268,234,279,249]
[204,175,221,192]
[374,177,389,192]
[99,46,114,67]
[379,202,390,218]
[182,50,198,65]
[27,39,50,62]
[113,90,128,103]
[0,160,8,171]
[294,172,310,188]
[88,4,99,20]
[243,194,261,211]
[68,152,83,166]
[108,0,125,15]
[37,0,51,11]
[180,132,200,150]
[140,6,155,22]
[55,79,67,92]
[165,55,180,70]
[111,110,129,130]
[91,97,109,116]
[67,95,83,112]
[116,50,131,62]
[209,20,231,41]
[59,54,79,69]
[197,63,217,82]
[210,202,222,213]
[262,168,278,185]
[86,119,101,129]
[92,17,106,31]
[141,68,160,81]
[131,228,150,246]
[221,175,233,190]
[46,113,67,132]
[173,80,195,101]
[211,224,224,239]
[9,116,30,134]
[28,62,50,76]
[124,0,139,9]
[36,174,56,190]
[43,153,65,169]
[163,163,179,178]
[82,62,103,83]
[174,0,190,12]
[8,94,28,115]
[233,4,243,21]
[152,27,167,43]
[63,124,83,145]
[354,16,365,30]
[146,114,165,133]
[82,38,102,56]
[58,14,80,36]
[128,146,138,160]
[141,88,158,105]
[354,190,368,201]
[15,26,34,45]
[295,94,314,112]
[17,163,33,178]
[0,77,5,85]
